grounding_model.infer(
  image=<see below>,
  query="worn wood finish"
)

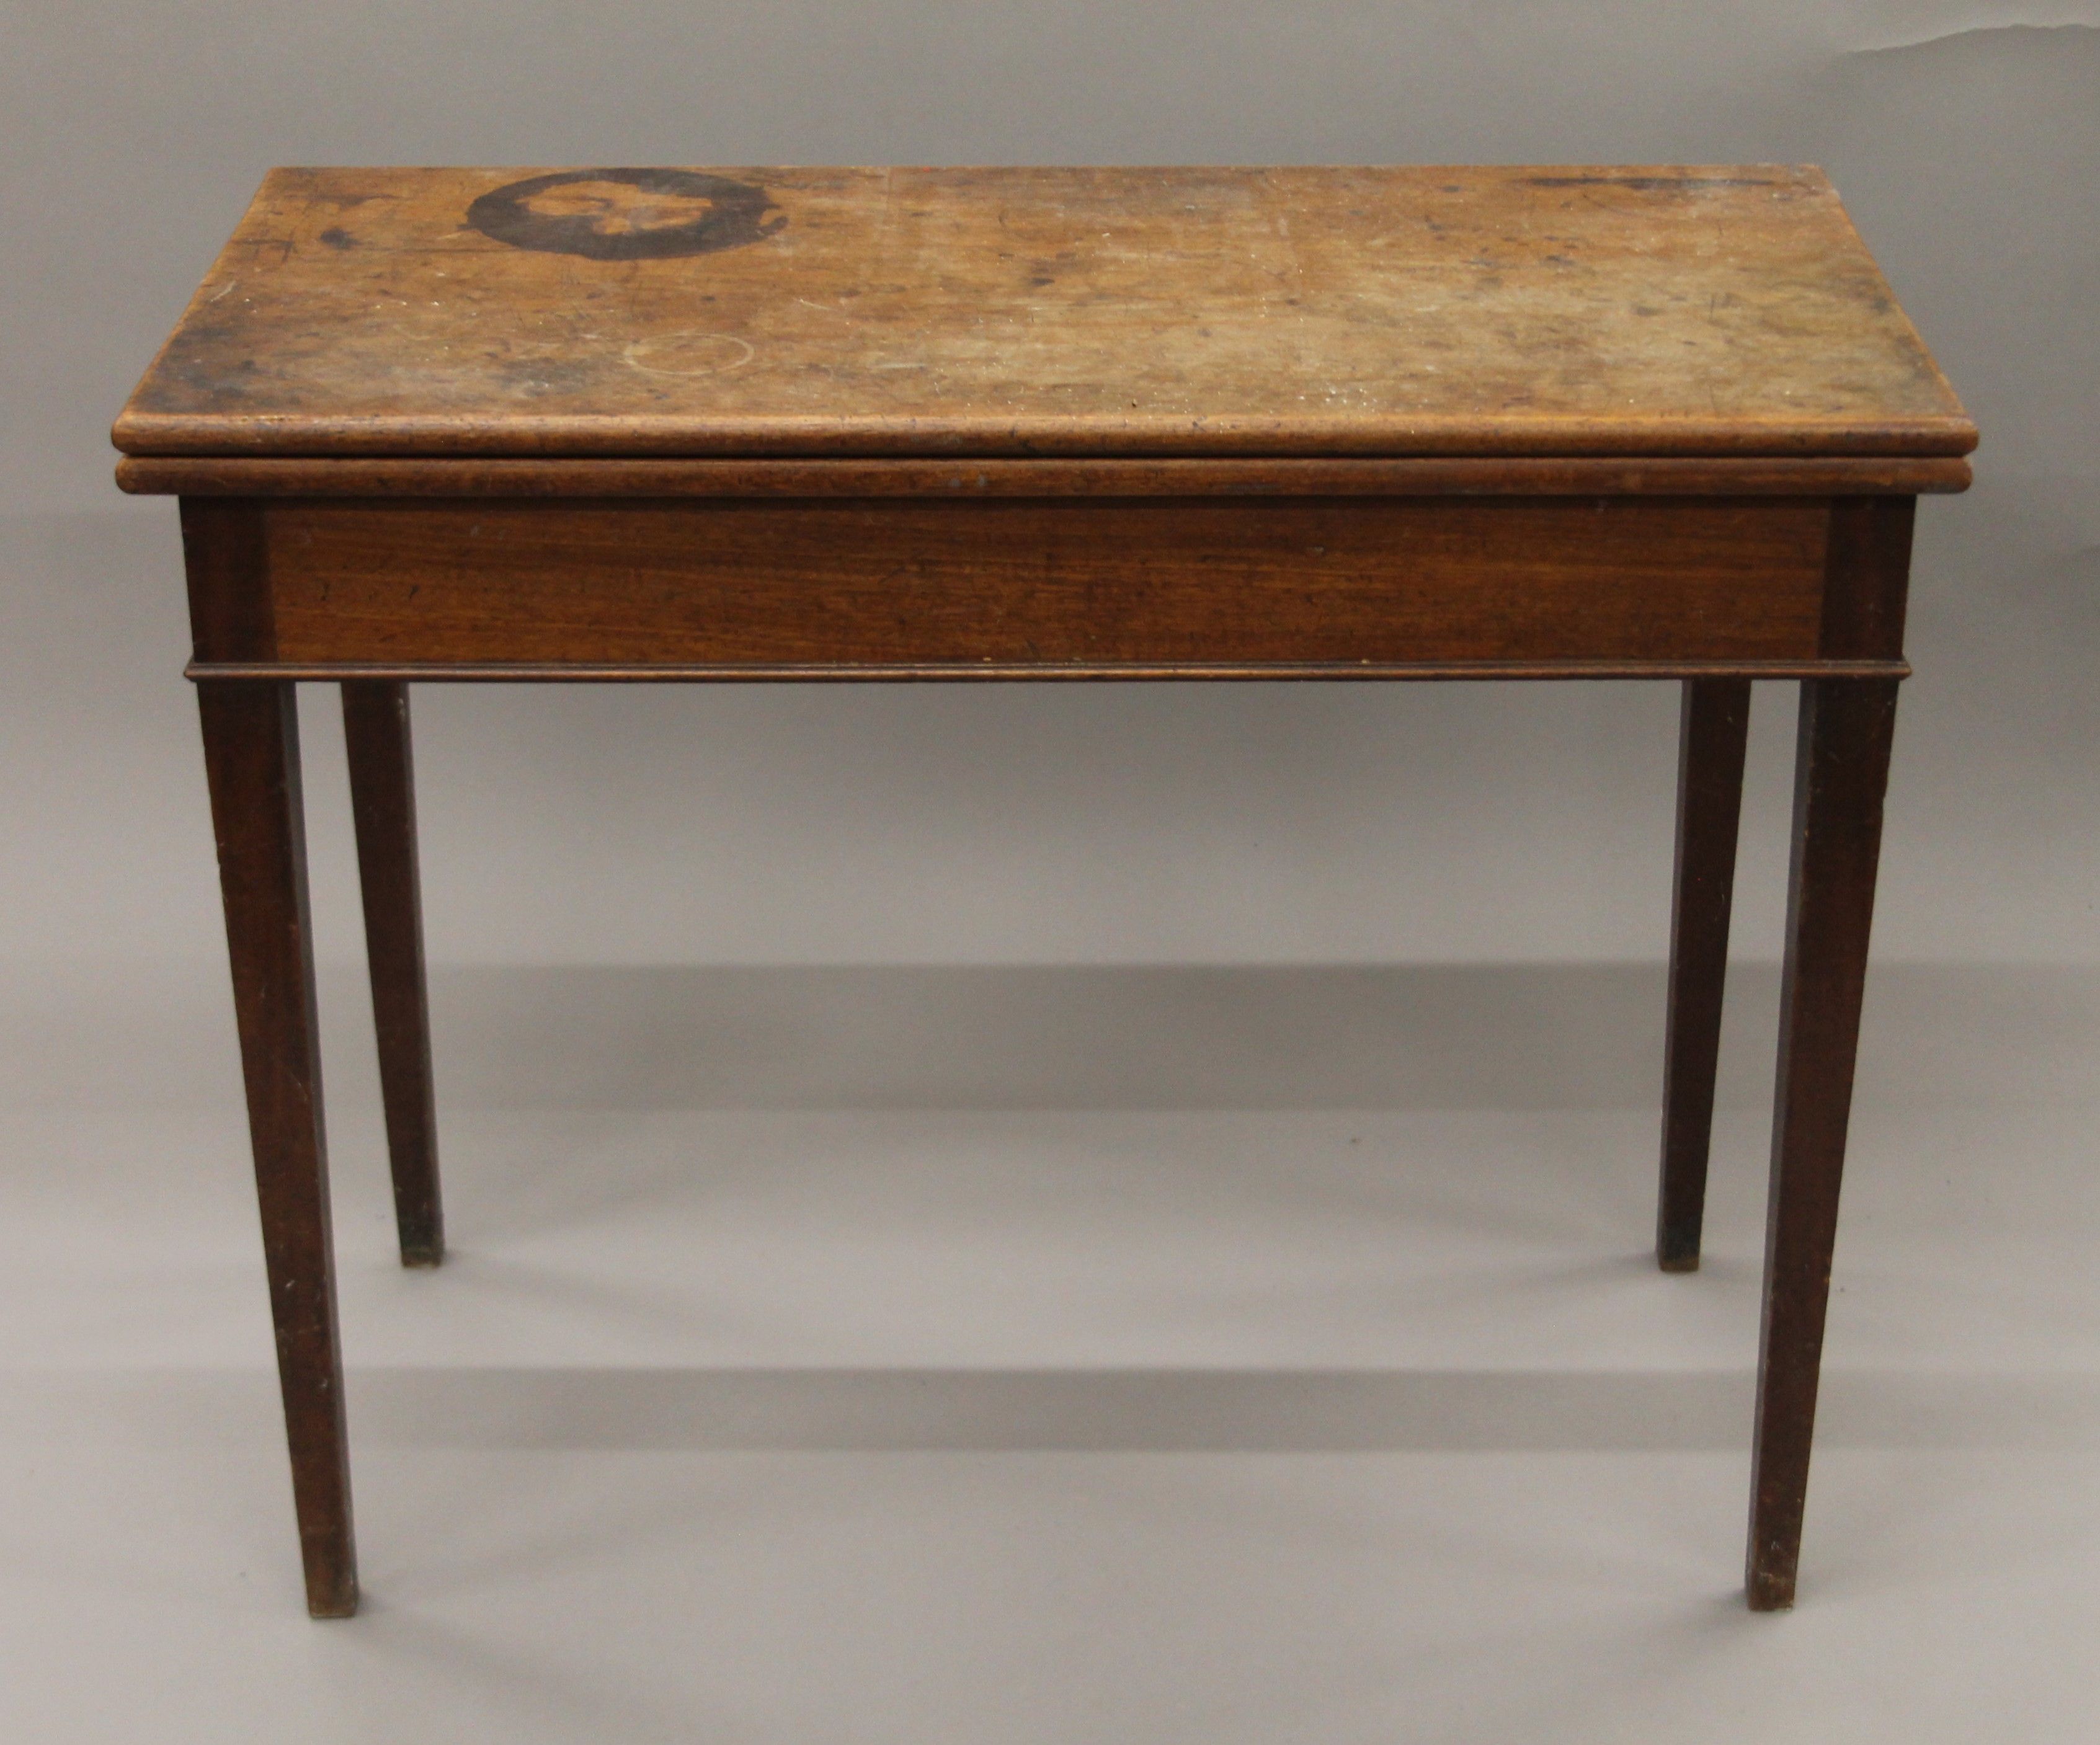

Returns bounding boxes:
[113,166,1974,463]
[195,678,357,1618]
[125,163,1971,1615]
[1747,677,1900,1610]
[258,496,1829,668]
[1657,678,1753,1271]
[342,682,443,1268]
[118,455,1974,498]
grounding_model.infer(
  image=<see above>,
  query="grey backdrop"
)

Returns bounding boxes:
[3,6,2099,1739]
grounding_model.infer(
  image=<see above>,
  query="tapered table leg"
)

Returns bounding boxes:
[1746,677,1899,1610]
[197,680,358,1618]
[342,681,444,1267]
[1657,678,1751,1271]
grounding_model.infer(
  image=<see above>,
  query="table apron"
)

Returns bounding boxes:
[181,494,1895,675]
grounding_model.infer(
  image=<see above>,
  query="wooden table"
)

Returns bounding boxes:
[115,165,1974,1618]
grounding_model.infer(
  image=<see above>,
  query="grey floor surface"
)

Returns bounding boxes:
[4,959,2098,1741]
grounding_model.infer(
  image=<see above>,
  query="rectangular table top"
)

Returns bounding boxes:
[115,164,1972,464]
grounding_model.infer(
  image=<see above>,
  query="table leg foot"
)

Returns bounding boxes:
[1745,1565,1796,1613]
[1744,677,1897,1610]
[308,1578,362,1619]
[1657,678,1751,1272]
[198,680,360,1616]
[342,680,445,1268]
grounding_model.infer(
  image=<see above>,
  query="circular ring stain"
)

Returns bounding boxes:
[467,169,785,261]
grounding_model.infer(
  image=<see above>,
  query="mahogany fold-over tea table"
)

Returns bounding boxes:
[114,164,1975,1617]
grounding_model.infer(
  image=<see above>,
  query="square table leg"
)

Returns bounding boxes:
[1746,676,1899,1610]
[342,680,444,1268]
[197,679,358,1618]
[1657,678,1752,1271]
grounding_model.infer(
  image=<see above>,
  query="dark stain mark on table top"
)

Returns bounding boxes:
[465,169,785,262]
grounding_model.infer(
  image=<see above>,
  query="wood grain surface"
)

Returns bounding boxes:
[1657,678,1753,1272]
[340,682,443,1270]
[255,495,1830,667]
[1750,675,1902,1610]
[195,678,358,1618]
[113,166,1974,462]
